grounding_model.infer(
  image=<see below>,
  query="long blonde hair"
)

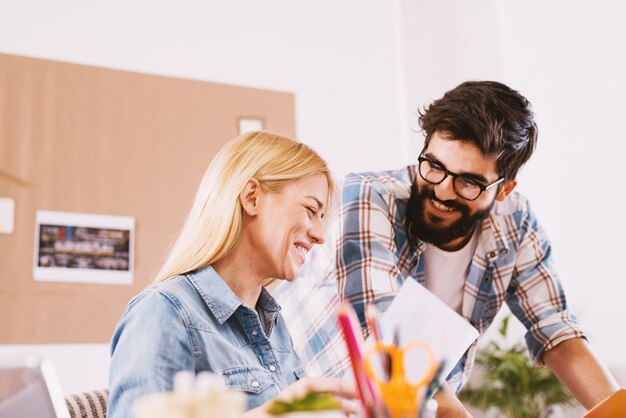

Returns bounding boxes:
[152,131,334,284]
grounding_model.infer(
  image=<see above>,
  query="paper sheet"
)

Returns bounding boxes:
[376,278,479,382]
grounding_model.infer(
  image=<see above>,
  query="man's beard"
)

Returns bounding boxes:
[406,181,492,249]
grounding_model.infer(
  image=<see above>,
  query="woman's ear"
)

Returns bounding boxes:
[240,178,262,216]
[496,179,517,201]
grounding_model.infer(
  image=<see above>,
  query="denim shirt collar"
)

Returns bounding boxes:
[186,265,281,325]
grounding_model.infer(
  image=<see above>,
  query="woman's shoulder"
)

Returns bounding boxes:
[122,275,200,322]
[137,273,226,332]
[123,267,239,332]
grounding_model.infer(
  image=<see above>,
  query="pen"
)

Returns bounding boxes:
[365,304,390,380]
[424,359,447,400]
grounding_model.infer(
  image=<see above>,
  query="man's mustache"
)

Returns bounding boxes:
[421,187,467,213]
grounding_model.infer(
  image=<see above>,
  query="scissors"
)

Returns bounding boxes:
[364,340,437,418]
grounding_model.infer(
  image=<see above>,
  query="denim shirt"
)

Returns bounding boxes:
[108,266,305,418]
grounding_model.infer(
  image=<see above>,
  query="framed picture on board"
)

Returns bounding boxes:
[33,210,134,285]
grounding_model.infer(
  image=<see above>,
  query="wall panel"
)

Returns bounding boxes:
[0,53,295,343]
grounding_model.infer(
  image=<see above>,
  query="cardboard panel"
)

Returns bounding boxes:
[0,53,296,343]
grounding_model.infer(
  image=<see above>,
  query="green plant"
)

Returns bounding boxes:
[267,392,341,415]
[458,316,577,418]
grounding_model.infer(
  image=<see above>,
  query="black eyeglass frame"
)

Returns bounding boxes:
[417,156,505,201]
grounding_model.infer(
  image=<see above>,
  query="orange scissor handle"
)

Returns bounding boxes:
[364,340,437,418]
[365,340,437,386]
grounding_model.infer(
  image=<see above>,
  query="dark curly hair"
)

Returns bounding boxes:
[419,81,538,181]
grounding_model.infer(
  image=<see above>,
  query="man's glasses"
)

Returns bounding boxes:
[417,157,504,201]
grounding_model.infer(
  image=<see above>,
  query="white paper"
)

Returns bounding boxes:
[376,278,479,382]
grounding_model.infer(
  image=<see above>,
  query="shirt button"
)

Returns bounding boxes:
[269,365,277,372]
[488,251,497,258]
[251,380,260,388]
[251,330,258,336]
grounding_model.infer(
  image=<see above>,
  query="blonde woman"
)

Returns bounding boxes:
[108,132,356,417]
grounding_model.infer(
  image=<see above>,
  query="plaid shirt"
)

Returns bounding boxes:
[273,165,585,392]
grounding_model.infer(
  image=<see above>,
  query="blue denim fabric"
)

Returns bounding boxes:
[108,266,305,418]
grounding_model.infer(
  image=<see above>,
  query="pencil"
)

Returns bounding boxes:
[365,304,390,380]
[424,359,447,399]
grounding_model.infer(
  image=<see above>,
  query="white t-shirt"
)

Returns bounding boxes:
[423,230,479,314]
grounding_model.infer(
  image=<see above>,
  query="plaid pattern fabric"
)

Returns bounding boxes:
[274,165,585,392]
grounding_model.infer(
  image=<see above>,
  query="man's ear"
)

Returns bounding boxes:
[240,178,262,216]
[496,180,517,202]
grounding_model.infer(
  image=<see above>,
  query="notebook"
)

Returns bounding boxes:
[582,389,626,418]
[0,356,70,418]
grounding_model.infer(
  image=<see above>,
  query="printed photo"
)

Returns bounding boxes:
[34,211,134,284]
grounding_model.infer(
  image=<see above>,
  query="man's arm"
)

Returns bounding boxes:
[433,382,473,418]
[542,337,619,409]
[433,337,619,417]
[337,173,407,329]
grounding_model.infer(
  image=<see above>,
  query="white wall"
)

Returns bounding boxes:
[1,0,625,398]
[494,1,626,370]
[398,0,504,157]
[398,3,626,415]
[399,0,626,380]
[0,0,407,178]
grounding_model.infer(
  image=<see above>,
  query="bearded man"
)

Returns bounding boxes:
[276,81,619,417]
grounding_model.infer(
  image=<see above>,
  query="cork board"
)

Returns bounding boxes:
[0,53,296,343]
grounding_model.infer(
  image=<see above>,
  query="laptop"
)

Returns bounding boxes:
[582,389,626,418]
[0,356,70,418]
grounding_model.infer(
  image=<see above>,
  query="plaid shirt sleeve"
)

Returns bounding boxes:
[271,221,351,378]
[337,173,408,333]
[272,172,411,378]
[504,200,586,366]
